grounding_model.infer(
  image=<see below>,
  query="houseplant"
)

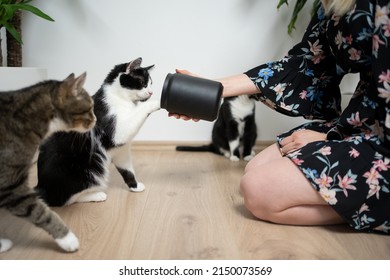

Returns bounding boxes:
[277,0,320,34]
[0,0,53,67]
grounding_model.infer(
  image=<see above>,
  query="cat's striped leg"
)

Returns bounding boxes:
[2,183,79,252]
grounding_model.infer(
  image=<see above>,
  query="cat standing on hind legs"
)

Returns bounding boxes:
[0,73,96,253]
[36,57,160,207]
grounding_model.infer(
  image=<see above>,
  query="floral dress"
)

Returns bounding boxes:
[244,0,390,233]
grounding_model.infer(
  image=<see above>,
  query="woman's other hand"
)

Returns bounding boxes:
[168,112,200,122]
[280,130,326,155]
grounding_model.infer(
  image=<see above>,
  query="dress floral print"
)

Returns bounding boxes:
[245,0,390,233]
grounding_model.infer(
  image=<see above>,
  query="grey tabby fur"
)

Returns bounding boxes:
[0,73,95,253]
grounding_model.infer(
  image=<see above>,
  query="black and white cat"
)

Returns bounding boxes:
[36,57,160,207]
[176,95,257,161]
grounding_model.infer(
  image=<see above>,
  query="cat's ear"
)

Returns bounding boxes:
[126,57,142,73]
[73,72,87,95]
[143,64,155,71]
[64,73,76,83]
[63,72,87,96]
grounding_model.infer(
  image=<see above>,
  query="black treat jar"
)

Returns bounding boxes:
[161,73,223,121]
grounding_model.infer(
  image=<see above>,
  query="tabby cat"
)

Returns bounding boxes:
[0,73,95,253]
[36,57,160,207]
[176,95,257,161]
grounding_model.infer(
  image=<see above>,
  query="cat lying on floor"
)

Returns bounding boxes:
[36,57,160,207]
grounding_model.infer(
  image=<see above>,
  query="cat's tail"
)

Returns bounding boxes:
[175,144,222,155]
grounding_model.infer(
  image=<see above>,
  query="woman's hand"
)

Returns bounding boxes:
[175,69,197,76]
[168,112,200,122]
[279,129,326,156]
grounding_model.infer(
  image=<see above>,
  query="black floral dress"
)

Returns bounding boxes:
[245,0,390,234]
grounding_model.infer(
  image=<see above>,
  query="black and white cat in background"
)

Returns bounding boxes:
[176,95,257,161]
[36,57,160,207]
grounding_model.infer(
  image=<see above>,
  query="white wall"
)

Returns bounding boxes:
[21,0,358,142]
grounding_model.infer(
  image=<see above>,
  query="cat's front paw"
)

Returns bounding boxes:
[0,238,13,253]
[55,231,79,253]
[130,182,145,192]
[243,155,254,161]
[147,100,161,112]
[223,151,230,158]
[243,150,256,161]
[229,155,240,162]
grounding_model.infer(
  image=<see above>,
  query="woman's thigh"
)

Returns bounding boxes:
[241,143,343,225]
[244,143,282,173]
[243,157,326,206]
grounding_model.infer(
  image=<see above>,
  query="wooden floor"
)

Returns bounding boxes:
[1,143,389,260]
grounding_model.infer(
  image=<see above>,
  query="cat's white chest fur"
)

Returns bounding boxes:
[230,96,255,134]
[104,85,143,145]
[45,118,68,138]
[230,95,255,120]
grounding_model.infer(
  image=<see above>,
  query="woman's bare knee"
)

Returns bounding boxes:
[244,143,281,173]
[240,173,273,221]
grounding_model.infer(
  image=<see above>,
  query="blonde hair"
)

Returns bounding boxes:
[322,0,356,16]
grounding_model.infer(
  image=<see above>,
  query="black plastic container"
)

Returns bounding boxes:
[161,73,223,121]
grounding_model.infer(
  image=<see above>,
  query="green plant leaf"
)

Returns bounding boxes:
[1,4,19,21]
[311,0,321,16]
[2,20,22,43]
[287,0,307,34]
[277,0,321,34]
[0,1,54,44]
[12,3,54,22]
[277,0,289,9]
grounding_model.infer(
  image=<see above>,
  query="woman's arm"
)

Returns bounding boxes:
[169,70,260,121]
[244,6,342,120]
[216,73,260,98]
[176,69,260,98]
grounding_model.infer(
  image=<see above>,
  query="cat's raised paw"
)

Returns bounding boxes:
[131,182,145,192]
[148,100,161,112]
[55,231,79,252]
[0,238,13,253]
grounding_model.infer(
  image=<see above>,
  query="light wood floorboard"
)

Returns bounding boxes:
[1,144,389,260]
